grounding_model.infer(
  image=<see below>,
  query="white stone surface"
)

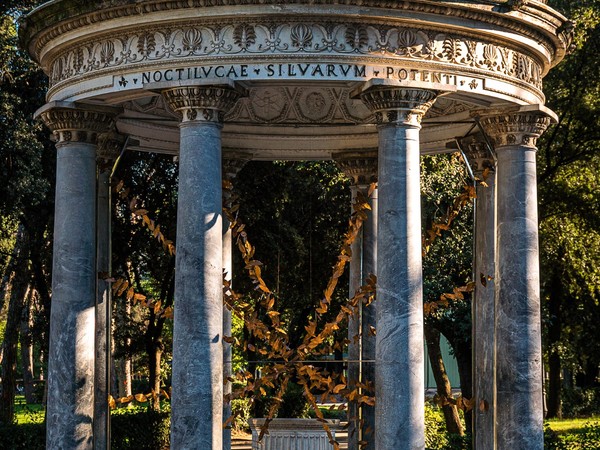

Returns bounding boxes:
[249,419,340,450]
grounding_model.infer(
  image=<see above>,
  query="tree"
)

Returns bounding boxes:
[421,153,474,435]
[111,150,178,409]
[0,2,54,421]
[233,161,350,347]
[540,0,600,418]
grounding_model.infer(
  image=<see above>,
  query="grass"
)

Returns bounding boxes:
[14,395,44,424]
[547,416,600,435]
[11,396,600,444]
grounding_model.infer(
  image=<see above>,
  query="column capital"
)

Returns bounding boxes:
[97,131,126,166]
[353,81,439,127]
[459,134,495,175]
[222,150,253,181]
[474,105,557,149]
[333,151,378,186]
[35,101,118,145]
[160,81,247,124]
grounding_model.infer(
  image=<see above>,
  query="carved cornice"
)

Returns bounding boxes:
[37,103,116,144]
[20,0,571,72]
[333,151,378,186]
[359,87,438,127]
[477,111,552,149]
[162,85,245,123]
[42,19,545,93]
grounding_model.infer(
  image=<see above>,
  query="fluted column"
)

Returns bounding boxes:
[478,106,554,450]
[462,135,497,450]
[222,151,252,450]
[334,152,378,450]
[359,86,438,450]
[162,82,245,450]
[37,102,115,450]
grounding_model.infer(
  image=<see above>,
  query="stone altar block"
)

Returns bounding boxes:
[249,418,340,450]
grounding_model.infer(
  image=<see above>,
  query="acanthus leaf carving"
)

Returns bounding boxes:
[233,24,257,50]
[440,37,462,64]
[137,32,156,58]
[48,20,544,92]
[345,24,368,51]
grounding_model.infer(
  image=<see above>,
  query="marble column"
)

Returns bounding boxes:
[161,83,245,450]
[37,102,115,450]
[222,151,252,450]
[462,136,497,450]
[94,132,124,450]
[359,86,438,450]
[478,107,553,450]
[334,152,378,450]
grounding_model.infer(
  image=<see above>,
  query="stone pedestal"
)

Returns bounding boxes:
[249,419,340,450]
[478,107,554,450]
[37,102,115,450]
[162,83,245,450]
[359,85,438,450]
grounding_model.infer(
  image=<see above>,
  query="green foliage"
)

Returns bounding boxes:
[0,422,45,449]
[424,403,471,450]
[233,161,350,348]
[111,408,170,450]
[425,403,450,449]
[540,0,600,403]
[544,421,600,450]
[230,397,252,432]
[250,381,311,419]
[561,388,600,418]
[278,382,311,419]
[13,396,43,424]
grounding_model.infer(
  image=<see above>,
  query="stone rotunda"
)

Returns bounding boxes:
[20,1,572,449]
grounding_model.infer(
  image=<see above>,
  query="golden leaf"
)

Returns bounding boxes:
[333,383,346,394]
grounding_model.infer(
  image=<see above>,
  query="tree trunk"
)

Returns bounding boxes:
[20,289,36,404]
[115,295,133,399]
[145,311,166,411]
[546,271,563,418]
[0,232,19,314]
[0,225,30,425]
[424,323,464,436]
[146,334,164,411]
[453,341,473,435]
[144,264,173,411]
[116,358,132,399]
